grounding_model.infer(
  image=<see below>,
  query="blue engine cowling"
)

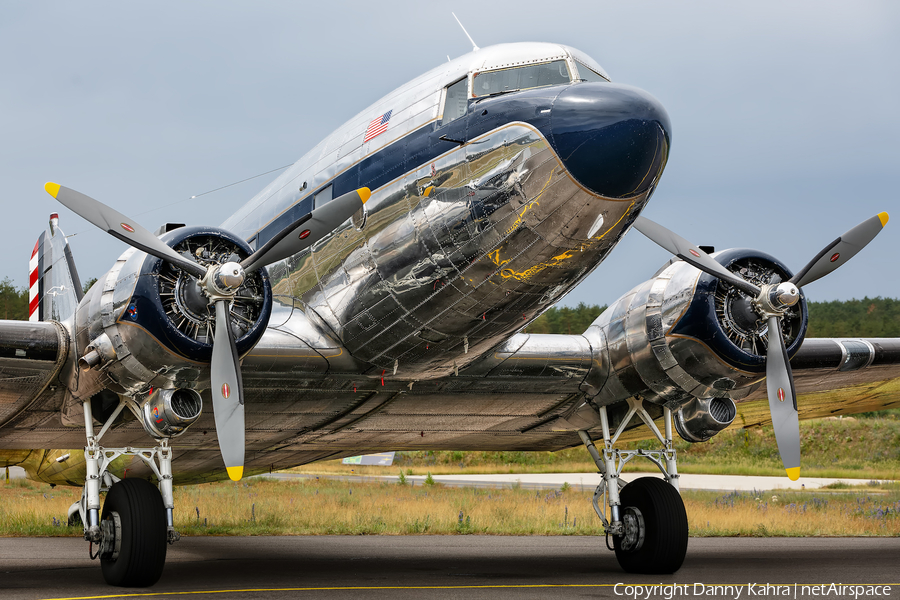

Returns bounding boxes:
[72,226,272,396]
[580,248,808,414]
[668,248,807,373]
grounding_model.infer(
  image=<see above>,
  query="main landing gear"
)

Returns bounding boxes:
[579,397,688,574]
[69,398,178,587]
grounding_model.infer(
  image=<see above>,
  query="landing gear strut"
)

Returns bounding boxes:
[71,398,179,586]
[580,397,688,574]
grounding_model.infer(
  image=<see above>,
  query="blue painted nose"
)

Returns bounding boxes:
[549,83,671,199]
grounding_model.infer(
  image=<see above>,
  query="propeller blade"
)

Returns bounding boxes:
[240,187,371,273]
[790,212,889,288]
[633,216,761,297]
[210,299,245,481]
[765,315,801,481]
[44,182,207,279]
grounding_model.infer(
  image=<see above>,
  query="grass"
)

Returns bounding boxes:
[293,415,900,480]
[3,476,899,538]
[3,414,897,538]
[687,483,900,537]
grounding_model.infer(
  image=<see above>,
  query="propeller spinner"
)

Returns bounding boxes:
[45,182,370,480]
[634,212,889,480]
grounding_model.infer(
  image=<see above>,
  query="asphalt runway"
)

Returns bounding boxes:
[1,536,898,600]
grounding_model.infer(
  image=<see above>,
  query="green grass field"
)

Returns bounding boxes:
[2,476,898,538]
[2,413,897,538]
[297,413,900,480]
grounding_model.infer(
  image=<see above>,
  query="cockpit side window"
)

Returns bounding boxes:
[575,61,609,83]
[472,60,571,97]
[442,78,468,124]
[314,185,333,209]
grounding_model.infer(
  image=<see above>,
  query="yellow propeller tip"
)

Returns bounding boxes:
[44,182,61,198]
[878,212,889,227]
[785,467,801,481]
[358,187,371,204]
[424,186,434,197]
[226,466,244,481]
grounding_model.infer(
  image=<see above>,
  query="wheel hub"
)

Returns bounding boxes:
[619,506,645,552]
[99,511,122,560]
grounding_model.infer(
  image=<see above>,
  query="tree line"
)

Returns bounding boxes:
[524,298,900,337]
[2,276,897,338]
[0,277,97,320]
[0,278,29,320]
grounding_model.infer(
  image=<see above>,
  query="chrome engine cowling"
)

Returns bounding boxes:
[578,249,807,441]
[72,226,273,397]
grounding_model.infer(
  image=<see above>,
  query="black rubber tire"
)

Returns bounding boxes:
[100,478,168,587]
[613,477,688,574]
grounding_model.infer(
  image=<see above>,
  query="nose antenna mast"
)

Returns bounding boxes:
[452,12,479,52]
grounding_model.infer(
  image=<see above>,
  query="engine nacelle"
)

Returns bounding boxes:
[580,249,807,441]
[72,226,272,396]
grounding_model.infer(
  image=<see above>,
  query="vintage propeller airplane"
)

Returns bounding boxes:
[2,41,898,587]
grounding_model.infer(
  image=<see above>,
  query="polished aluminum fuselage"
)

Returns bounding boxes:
[224,43,662,381]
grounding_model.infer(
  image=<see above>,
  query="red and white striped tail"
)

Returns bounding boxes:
[28,238,41,322]
[29,213,81,323]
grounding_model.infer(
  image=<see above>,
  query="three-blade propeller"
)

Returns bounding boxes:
[45,182,370,480]
[634,212,889,480]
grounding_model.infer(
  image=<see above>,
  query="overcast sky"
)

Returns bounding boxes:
[2,1,897,308]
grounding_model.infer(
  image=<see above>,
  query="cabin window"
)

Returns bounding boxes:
[314,185,333,209]
[472,60,571,97]
[442,78,468,124]
[575,61,609,83]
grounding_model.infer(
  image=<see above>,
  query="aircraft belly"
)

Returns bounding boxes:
[267,124,653,380]
[0,325,598,482]
[2,384,591,485]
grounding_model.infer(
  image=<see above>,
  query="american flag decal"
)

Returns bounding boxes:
[363,109,392,143]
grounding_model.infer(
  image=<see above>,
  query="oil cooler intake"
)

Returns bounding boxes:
[139,389,203,438]
[673,396,737,443]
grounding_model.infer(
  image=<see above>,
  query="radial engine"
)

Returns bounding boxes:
[577,249,808,442]
[69,226,272,434]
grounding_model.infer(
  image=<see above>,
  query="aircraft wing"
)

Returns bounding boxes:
[730,338,900,430]
[3,317,899,481]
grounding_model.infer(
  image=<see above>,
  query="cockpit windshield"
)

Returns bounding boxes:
[575,61,609,83]
[472,59,571,97]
